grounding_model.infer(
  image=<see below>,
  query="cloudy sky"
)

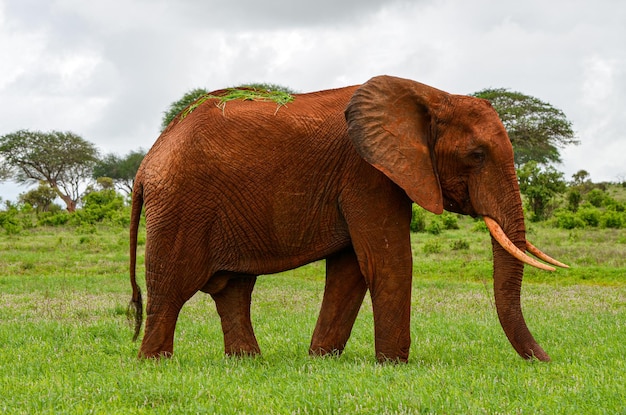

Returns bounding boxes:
[1,0,625,201]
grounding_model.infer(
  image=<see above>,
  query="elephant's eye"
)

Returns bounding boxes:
[469,149,485,166]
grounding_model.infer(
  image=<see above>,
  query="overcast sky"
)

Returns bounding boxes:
[1,0,625,201]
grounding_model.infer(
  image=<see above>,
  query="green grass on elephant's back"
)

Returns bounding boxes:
[0,220,625,414]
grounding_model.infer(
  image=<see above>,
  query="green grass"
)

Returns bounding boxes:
[180,86,294,120]
[1,218,625,414]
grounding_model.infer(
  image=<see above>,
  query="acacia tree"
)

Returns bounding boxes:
[472,88,578,167]
[93,149,146,194]
[0,163,11,181]
[0,130,99,212]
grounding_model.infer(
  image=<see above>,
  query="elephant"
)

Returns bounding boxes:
[128,75,567,363]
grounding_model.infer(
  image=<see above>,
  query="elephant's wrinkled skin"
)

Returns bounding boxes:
[129,75,565,362]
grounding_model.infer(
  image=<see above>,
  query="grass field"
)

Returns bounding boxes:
[0,217,625,414]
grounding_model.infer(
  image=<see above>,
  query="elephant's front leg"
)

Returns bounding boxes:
[368,269,412,363]
[210,275,260,356]
[310,248,368,356]
[351,229,413,363]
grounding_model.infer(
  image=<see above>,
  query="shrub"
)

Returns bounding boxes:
[567,189,582,212]
[450,239,470,250]
[0,207,21,234]
[586,189,606,207]
[71,190,125,225]
[18,184,58,212]
[410,204,426,233]
[605,198,625,212]
[553,210,586,229]
[411,206,459,234]
[38,211,70,226]
[601,211,623,229]
[441,212,460,230]
[517,161,566,221]
[577,206,601,227]
[472,220,488,232]
[426,220,443,235]
[422,240,442,254]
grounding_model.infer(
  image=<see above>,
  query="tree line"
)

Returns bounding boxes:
[3,83,622,233]
[0,130,144,212]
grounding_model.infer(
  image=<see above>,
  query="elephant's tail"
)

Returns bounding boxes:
[127,180,144,342]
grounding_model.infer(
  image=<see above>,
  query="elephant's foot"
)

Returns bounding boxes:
[138,312,178,359]
[373,333,410,363]
[375,350,409,364]
[222,322,260,357]
[138,349,174,359]
[310,249,368,359]
[309,345,344,358]
[225,341,261,357]
[138,336,175,359]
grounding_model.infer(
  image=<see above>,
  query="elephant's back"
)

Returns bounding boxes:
[136,83,365,220]
[142,84,362,176]
[167,84,360,142]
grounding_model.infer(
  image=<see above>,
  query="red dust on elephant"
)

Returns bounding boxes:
[128,75,568,362]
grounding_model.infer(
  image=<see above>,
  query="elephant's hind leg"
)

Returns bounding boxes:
[310,248,367,357]
[140,270,189,358]
[209,274,260,356]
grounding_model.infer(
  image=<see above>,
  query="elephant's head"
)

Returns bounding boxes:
[345,75,567,361]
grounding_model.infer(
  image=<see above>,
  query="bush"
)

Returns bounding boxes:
[586,189,606,207]
[70,190,126,225]
[472,220,488,232]
[577,206,601,227]
[450,239,470,250]
[0,189,131,230]
[422,240,442,254]
[517,161,566,221]
[441,212,460,230]
[0,206,22,234]
[411,206,459,234]
[38,211,71,226]
[601,211,623,229]
[566,189,582,212]
[553,210,586,229]
[605,198,625,212]
[18,184,58,212]
[426,220,443,235]
[410,204,426,233]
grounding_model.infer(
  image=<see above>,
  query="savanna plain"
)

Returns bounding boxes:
[0,209,625,414]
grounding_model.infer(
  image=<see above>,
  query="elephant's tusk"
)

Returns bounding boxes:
[483,217,556,272]
[526,241,570,269]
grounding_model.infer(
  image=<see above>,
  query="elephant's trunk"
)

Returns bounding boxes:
[487,215,551,361]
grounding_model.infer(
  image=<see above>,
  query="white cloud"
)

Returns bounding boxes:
[559,55,626,181]
[0,9,46,90]
[582,56,616,107]
[55,53,103,91]
[2,0,626,202]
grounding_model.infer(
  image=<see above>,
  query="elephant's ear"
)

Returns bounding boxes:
[345,75,445,214]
